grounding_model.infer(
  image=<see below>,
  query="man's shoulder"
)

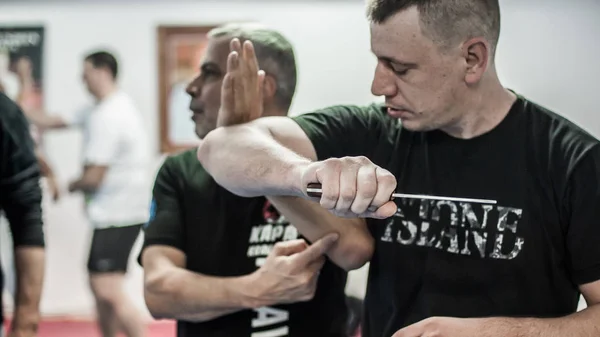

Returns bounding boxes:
[523,95,597,142]
[161,148,204,175]
[0,93,32,145]
[96,91,139,116]
[295,102,386,119]
[520,94,599,172]
[292,101,395,136]
[0,93,24,127]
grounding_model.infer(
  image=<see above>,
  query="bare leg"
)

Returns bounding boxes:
[89,273,146,337]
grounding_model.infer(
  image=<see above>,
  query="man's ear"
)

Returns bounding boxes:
[262,74,278,103]
[462,37,490,85]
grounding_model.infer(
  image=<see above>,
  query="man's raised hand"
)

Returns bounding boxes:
[218,38,266,127]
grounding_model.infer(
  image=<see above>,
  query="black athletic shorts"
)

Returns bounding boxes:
[87,224,142,274]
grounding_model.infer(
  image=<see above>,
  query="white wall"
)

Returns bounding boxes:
[0,0,597,317]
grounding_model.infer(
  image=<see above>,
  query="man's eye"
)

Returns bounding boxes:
[391,67,408,76]
[200,68,221,79]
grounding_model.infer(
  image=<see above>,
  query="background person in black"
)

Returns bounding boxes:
[140,23,351,337]
[197,1,600,337]
[0,92,45,337]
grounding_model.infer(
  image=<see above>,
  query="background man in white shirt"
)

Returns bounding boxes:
[26,50,150,337]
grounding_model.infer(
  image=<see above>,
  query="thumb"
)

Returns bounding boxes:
[372,201,397,219]
[293,233,339,266]
[270,239,308,257]
[391,319,427,337]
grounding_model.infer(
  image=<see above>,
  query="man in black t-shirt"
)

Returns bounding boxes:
[197,1,600,337]
[0,93,45,337]
[139,24,351,337]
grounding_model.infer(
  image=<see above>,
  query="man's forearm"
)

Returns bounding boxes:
[34,149,54,178]
[198,124,309,198]
[478,304,600,337]
[145,266,261,322]
[24,112,67,130]
[12,247,45,333]
[268,196,373,271]
[69,178,98,194]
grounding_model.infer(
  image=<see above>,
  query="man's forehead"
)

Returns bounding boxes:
[370,10,433,61]
[200,37,231,68]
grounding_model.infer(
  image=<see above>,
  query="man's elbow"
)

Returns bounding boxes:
[196,126,263,198]
[143,272,179,320]
[334,235,374,271]
[196,127,223,168]
[144,271,215,322]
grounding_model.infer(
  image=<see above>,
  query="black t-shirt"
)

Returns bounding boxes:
[0,93,44,325]
[293,94,600,337]
[141,149,349,337]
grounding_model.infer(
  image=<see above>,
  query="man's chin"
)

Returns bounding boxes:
[195,126,213,140]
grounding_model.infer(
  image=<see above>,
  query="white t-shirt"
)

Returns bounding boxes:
[71,91,151,228]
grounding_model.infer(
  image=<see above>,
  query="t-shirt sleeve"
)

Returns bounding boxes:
[83,111,120,166]
[139,158,186,264]
[292,103,389,161]
[565,144,600,285]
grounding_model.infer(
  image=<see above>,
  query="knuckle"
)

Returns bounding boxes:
[379,174,397,189]
[304,292,316,301]
[355,155,371,164]
[358,180,377,198]
[272,241,286,251]
[323,157,341,167]
[283,260,297,272]
[339,187,357,203]
[302,275,312,286]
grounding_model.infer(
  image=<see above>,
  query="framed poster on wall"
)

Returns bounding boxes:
[0,26,45,113]
[157,25,216,153]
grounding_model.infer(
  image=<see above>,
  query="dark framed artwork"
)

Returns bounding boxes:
[157,25,216,153]
[0,26,45,146]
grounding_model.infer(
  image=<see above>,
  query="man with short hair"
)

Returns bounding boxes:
[26,50,150,337]
[140,23,351,337]
[0,92,45,337]
[197,1,600,337]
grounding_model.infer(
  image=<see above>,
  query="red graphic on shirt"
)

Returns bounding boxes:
[262,200,281,223]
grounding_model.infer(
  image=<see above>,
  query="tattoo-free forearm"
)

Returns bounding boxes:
[535,304,600,337]
[198,124,309,198]
[25,113,67,130]
[69,178,99,193]
[268,196,373,271]
[145,267,261,322]
[477,305,600,337]
[12,247,45,333]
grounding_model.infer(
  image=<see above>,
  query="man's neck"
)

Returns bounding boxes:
[441,79,517,139]
[94,84,117,101]
[262,106,288,118]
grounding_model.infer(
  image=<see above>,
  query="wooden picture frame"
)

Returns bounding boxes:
[157,25,216,153]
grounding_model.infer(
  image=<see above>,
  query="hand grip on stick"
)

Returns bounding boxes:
[305,183,498,204]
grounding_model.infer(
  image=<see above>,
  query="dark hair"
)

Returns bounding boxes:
[366,0,501,55]
[208,23,297,111]
[84,50,118,79]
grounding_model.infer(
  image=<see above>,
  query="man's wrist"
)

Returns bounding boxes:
[235,272,268,309]
[10,309,40,332]
[285,159,312,198]
[474,316,545,336]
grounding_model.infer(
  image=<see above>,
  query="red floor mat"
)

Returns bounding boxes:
[6,319,176,337]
